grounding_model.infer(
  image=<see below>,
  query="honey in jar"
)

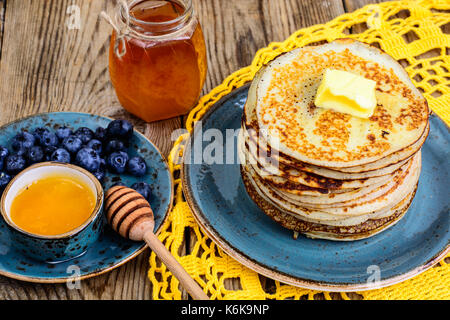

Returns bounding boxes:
[108,0,207,122]
[10,175,96,236]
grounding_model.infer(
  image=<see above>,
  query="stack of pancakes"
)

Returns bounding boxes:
[239,39,430,241]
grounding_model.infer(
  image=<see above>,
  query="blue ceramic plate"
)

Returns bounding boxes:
[0,112,173,283]
[182,84,450,291]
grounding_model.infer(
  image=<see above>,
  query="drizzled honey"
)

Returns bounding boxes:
[109,0,207,122]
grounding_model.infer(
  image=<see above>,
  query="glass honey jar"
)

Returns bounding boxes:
[106,0,207,122]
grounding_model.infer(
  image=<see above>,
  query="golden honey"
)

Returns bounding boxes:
[10,175,96,236]
[108,0,207,122]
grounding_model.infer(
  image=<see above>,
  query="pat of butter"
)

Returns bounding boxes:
[314,69,377,118]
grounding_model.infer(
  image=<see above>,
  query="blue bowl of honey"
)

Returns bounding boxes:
[0,162,104,263]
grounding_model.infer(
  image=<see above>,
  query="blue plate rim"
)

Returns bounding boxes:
[181,84,449,292]
[0,111,174,283]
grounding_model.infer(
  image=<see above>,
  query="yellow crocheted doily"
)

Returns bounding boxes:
[148,0,450,300]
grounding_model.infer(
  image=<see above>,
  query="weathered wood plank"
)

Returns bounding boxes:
[0,0,5,58]
[344,0,384,12]
[0,0,181,156]
[196,0,345,94]
[0,0,175,300]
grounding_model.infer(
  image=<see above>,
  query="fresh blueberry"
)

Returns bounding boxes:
[93,168,106,182]
[131,182,151,201]
[26,146,45,164]
[75,147,101,172]
[62,135,83,154]
[5,154,27,174]
[99,157,106,169]
[44,145,58,155]
[38,130,58,148]
[127,156,147,177]
[74,127,94,144]
[0,147,9,171]
[13,147,28,157]
[106,120,133,141]
[0,146,9,160]
[104,139,126,154]
[51,148,71,164]
[32,127,49,144]
[94,127,107,142]
[86,139,103,155]
[0,172,11,192]
[11,131,35,152]
[43,146,58,161]
[56,126,73,141]
[106,151,129,174]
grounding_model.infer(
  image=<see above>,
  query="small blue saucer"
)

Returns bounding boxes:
[0,112,173,283]
[182,84,449,291]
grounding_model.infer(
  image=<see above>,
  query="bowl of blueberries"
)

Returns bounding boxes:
[0,112,173,281]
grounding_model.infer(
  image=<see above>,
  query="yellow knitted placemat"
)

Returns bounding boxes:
[148,0,450,300]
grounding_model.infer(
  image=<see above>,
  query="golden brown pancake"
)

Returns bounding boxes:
[241,165,417,241]
[238,39,429,241]
[255,39,429,168]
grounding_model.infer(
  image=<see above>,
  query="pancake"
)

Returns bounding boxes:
[276,179,390,205]
[243,121,427,177]
[241,152,420,220]
[241,164,417,240]
[242,62,430,174]
[254,39,429,168]
[238,39,428,241]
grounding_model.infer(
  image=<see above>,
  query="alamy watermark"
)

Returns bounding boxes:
[366,264,381,288]
[66,4,81,30]
[66,264,81,290]
[170,122,280,172]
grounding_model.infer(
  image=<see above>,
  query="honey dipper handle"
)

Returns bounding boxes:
[143,231,209,300]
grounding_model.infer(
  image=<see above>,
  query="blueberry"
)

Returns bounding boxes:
[26,146,45,164]
[86,139,103,155]
[51,148,71,164]
[106,120,133,141]
[5,154,27,174]
[75,147,101,172]
[39,130,58,148]
[131,182,151,201]
[93,168,106,182]
[0,147,9,171]
[11,131,35,152]
[106,151,129,174]
[43,146,57,161]
[0,146,9,160]
[32,127,49,144]
[74,127,94,144]
[56,126,73,141]
[0,172,12,192]
[104,139,126,154]
[62,135,83,154]
[127,156,147,177]
[44,145,58,155]
[94,127,107,142]
[99,157,106,169]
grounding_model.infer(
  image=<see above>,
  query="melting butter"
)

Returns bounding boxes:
[314,69,377,118]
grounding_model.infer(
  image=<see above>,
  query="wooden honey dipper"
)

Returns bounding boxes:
[105,185,209,300]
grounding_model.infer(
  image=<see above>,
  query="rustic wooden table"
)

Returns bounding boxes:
[0,0,388,300]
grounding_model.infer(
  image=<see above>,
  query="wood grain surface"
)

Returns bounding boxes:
[0,0,388,300]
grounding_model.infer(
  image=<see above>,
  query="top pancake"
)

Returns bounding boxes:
[255,39,429,168]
